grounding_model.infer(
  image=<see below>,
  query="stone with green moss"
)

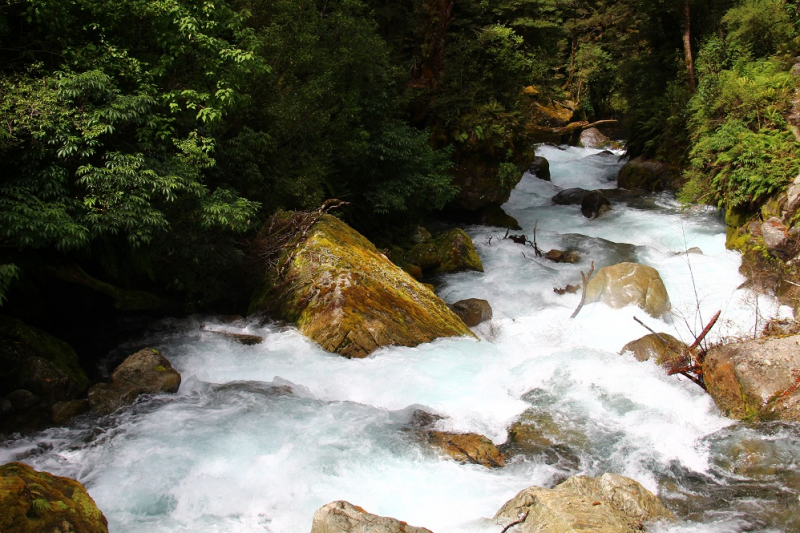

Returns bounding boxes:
[248,215,475,358]
[0,317,89,402]
[434,229,484,273]
[0,462,108,533]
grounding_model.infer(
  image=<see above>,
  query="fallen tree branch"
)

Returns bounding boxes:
[632,316,671,345]
[500,511,529,533]
[570,261,594,319]
[528,119,618,136]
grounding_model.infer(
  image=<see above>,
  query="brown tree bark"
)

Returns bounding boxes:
[682,0,696,92]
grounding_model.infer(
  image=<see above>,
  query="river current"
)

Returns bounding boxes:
[2,145,799,532]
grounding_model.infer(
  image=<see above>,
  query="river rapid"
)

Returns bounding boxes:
[2,145,799,533]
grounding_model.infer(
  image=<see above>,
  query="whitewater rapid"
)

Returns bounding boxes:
[2,145,797,532]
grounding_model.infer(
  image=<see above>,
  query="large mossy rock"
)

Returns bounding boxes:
[311,501,432,533]
[451,154,526,212]
[0,462,108,533]
[494,473,675,533]
[0,316,89,403]
[584,263,671,318]
[249,215,475,358]
[434,229,483,273]
[617,157,677,192]
[704,335,800,422]
[88,348,181,414]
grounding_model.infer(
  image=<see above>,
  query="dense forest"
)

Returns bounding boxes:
[0,0,798,343]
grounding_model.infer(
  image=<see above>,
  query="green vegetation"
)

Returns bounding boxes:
[0,0,798,319]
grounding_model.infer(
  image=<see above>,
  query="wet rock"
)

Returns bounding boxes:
[581,190,612,219]
[412,226,433,244]
[249,215,474,358]
[761,217,794,260]
[620,333,686,365]
[88,347,181,415]
[677,247,703,255]
[617,156,677,192]
[494,473,675,533]
[0,316,89,403]
[406,242,441,271]
[529,156,551,181]
[49,399,90,424]
[552,188,590,205]
[428,431,506,468]
[545,250,580,264]
[433,229,483,274]
[579,127,612,149]
[703,334,800,422]
[448,299,492,327]
[451,154,527,212]
[204,329,264,345]
[7,389,41,410]
[0,461,109,533]
[786,175,800,215]
[584,262,671,318]
[310,500,432,533]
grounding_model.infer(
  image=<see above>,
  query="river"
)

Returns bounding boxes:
[2,145,798,532]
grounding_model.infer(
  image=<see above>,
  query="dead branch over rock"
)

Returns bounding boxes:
[570,261,594,319]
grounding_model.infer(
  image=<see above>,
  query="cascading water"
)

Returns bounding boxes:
[2,145,798,533]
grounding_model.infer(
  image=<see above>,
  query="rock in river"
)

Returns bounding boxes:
[585,262,671,318]
[494,473,675,533]
[249,214,475,358]
[311,500,432,533]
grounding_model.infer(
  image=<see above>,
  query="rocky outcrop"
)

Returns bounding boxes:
[451,154,528,212]
[760,217,797,260]
[310,501,432,533]
[617,157,677,192]
[703,334,800,422]
[494,473,675,533]
[448,299,492,327]
[620,333,686,365]
[0,317,89,404]
[427,431,506,468]
[529,157,551,181]
[88,348,181,415]
[584,263,671,318]
[0,462,108,533]
[249,215,475,358]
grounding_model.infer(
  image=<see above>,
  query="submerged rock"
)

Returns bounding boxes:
[704,334,800,422]
[584,263,671,318]
[88,348,181,415]
[310,500,432,533]
[427,431,506,468]
[448,299,493,327]
[552,188,590,205]
[494,473,675,533]
[620,333,686,365]
[529,156,551,181]
[544,249,580,264]
[581,190,612,219]
[0,461,108,533]
[249,215,474,358]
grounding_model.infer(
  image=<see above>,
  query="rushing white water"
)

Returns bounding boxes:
[2,145,798,532]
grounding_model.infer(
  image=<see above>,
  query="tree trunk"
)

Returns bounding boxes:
[682,0,696,92]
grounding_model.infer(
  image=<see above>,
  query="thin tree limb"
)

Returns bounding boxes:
[570,261,594,319]
[500,511,529,533]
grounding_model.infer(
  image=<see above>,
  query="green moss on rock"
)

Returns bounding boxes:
[434,229,484,273]
[249,215,475,358]
[0,316,89,401]
[0,462,108,533]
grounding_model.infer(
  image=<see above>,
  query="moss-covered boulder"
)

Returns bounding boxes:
[88,348,181,415]
[434,229,483,273]
[584,263,671,318]
[494,473,675,533]
[249,215,475,358]
[704,335,800,422]
[0,462,108,533]
[0,317,89,403]
[620,333,686,365]
[617,157,678,192]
